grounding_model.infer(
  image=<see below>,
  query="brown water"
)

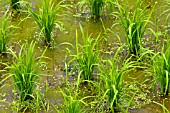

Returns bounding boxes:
[0,0,170,112]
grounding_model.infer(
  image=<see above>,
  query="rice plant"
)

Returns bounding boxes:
[10,0,20,10]
[51,87,87,113]
[78,0,113,19]
[51,66,89,113]
[0,11,12,54]
[162,0,170,35]
[153,41,170,95]
[163,0,170,23]
[113,0,155,56]
[7,42,46,101]
[89,0,104,18]
[67,25,100,80]
[29,0,66,45]
[153,100,169,113]
[99,47,136,111]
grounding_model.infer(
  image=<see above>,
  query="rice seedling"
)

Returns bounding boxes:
[112,0,155,56]
[7,42,46,102]
[51,87,87,113]
[66,25,100,80]
[152,101,169,113]
[0,11,12,54]
[51,65,90,113]
[29,0,67,45]
[162,0,170,35]
[10,0,20,10]
[153,41,170,95]
[99,47,136,112]
[89,0,104,18]
[78,0,113,19]
[11,90,49,112]
[162,0,170,23]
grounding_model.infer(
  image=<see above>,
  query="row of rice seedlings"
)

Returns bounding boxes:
[10,0,20,10]
[153,40,170,95]
[62,26,140,112]
[0,11,12,54]
[112,0,155,56]
[51,25,101,112]
[78,0,113,19]
[1,42,47,111]
[0,1,168,112]
[29,0,67,45]
[66,24,100,80]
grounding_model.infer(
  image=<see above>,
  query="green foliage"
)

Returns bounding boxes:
[163,0,170,23]
[10,0,20,10]
[89,0,104,18]
[7,42,46,101]
[0,12,12,54]
[113,0,155,56]
[29,0,65,45]
[11,90,48,112]
[153,101,169,113]
[51,67,88,113]
[78,0,113,19]
[99,47,136,111]
[153,41,170,95]
[67,25,100,80]
[52,87,86,113]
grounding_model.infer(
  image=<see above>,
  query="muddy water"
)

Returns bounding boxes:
[0,0,169,113]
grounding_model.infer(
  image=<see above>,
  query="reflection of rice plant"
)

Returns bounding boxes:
[0,12,12,54]
[29,0,65,45]
[113,0,155,56]
[8,42,46,101]
[153,42,170,95]
[67,25,100,80]
[11,0,20,10]
[99,48,136,111]
[78,0,112,19]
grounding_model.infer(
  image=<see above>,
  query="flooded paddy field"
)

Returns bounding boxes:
[0,0,170,112]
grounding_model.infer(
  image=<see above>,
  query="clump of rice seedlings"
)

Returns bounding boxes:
[113,0,155,56]
[153,41,170,95]
[67,25,100,80]
[99,47,136,112]
[51,66,89,113]
[89,0,104,18]
[78,0,113,19]
[10,0,20,10]
[29,0,66,45]
[7,42,46,103]
[11,90,48,112]
[0,11,12,54]
[51,87,87,113]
